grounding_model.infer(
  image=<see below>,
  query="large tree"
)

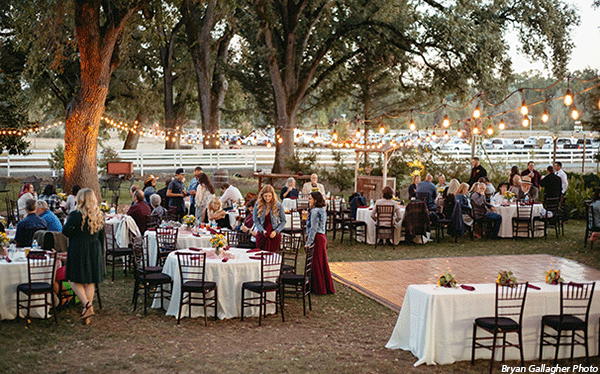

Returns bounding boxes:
[235,0,578,173]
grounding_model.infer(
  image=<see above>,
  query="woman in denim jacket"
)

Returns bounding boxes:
[253,185,286,252]
[305,191,335,295]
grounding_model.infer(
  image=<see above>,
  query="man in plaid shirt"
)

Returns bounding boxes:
[40,184,62,213]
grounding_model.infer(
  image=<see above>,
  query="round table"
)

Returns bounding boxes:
[356,206,405,245]
[152,248,278,319]
[491,203,544,238]
[0,251,48,320]
[145,230,212,266]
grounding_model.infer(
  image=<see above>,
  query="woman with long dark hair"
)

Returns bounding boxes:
[306,191,335,294]
[195,172,215,222]
[253,185,286,252]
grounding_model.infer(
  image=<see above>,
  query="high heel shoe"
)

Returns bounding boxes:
[81,302,94,319]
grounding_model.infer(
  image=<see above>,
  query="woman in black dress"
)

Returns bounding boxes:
[63,188,105,324]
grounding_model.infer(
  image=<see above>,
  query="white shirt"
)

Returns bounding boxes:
[65,195,77,214]
[220,185,243,207]
[555,169,568,194]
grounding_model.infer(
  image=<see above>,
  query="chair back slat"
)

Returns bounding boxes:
[516,201,533,220]
[131,236,145,273]
[261,253,282,284]
[495,282,528,324]
[560,282,595,320]
[281,235,302,272]
[27,251,57,286]
[297,195,310,211]
[104,223,118,251]
[156,227,178,253]
[304,244,315,281]
[376,205,395,227]
[226,231,253,248]
[176,252,208,285]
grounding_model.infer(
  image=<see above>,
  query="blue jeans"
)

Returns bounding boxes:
[485,212,502,239]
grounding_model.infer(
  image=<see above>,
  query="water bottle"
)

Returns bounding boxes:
[233,202,237,210]
[8,222,14,230]
[32,240,38,249]
[110,206,116,214]
[370,199,374,207]
[524,195,529,205]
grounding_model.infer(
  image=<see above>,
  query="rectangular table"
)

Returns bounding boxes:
[386,282,600,366]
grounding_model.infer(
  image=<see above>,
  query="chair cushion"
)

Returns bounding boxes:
[282,228,303,233]
[141,272,172,284]
[512,217,530,222]
[281,274,305,284]
[17,282,52,294]
[475,317,520,331]
[182,281,217,292]
[145,266,163,274]
[242,281,279,292]
[542,314,587,330]
[108,247,133,255]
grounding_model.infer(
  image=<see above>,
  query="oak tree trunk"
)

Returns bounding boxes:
[122,112,144,150]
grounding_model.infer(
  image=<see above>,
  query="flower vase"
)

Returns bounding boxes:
[214,246,221,256]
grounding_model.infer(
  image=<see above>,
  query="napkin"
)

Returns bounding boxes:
[221,258,229,263]
[207,227,218,234]
[460,285,475,291]
[358,206,368,208]
[246,248,262,253]
[249,256,263,260]
[189,247,203,252]
[4,256,11,263]
[192,232,203,237]
[527,284,541,290]
[147,228,156,232]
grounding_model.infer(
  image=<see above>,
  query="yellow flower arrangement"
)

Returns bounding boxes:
[58,192,67,201]
[503,191,515,201]
[182,215,197,227]
[545,269,564,285]
[408,160,425,177]
[438,272,458,288]
[99,202,110,213]
[497,270,517,286]
[0,231,10,248]
[210,233,227,251]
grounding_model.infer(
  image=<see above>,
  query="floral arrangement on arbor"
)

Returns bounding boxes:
[545,269,564,285]
[99,202,110,213]
[58,192,67,201]
[497,270,517,286]
[182,215,197,227]
[503,190,515,202]
[438,272,458,288]
[408,160,424,177]
[210,233,228,255]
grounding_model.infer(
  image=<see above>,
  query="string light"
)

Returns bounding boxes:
[442,114,450,128]
[486,125,494,136]
[409,117,416,132]
[472,126,480,135]
[498,119,506,131]
[522,116,530,127]
[379,124,385,134]
[541,108,549,123]
[443,130,449,138]
[472,104,481,119]
[571,105,580,120]
[520,100,529,116]
[564,89,573,106]
[457,129,462,137]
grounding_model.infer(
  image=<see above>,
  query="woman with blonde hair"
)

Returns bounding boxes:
[63,188,105,324]
[195,172,215,222]
[205,196,230,229]
[408,174,420,199]
[456,182,473,226]
[442,179,460,219]
[253,185,286,252]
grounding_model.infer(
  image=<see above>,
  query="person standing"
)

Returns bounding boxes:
[195,173,215,222]
[17,183,38,217]
[63,188,105,325]
[305,191,335,295]
[253,185,286,252]
[540,166,562,200]
[186,166,203,216]
[468,157,487,186]
[64,185,81,214]
[220,183,243,209]
[520,161,541,188]
[167,168,188,219]
[553,161,569,221]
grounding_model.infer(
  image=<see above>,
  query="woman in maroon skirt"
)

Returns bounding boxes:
[306,191,335,295]
[253,185,286,252]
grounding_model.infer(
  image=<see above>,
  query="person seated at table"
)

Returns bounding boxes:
[456,182,473,227]
[416,174,438,214]
[15,199,48,247]
[220,183,243,210]
[491,182,511,205]
[408,174,420,199]
[436,174,448,191]
[237,199,258,237]
[590,189,600,229]
[441,179,460,219]
[370,186,402,225]
[306,191,335,295]
[205,197,231,229]
[509,174,522,195]
[129,184,140,205]
[508,165,520,186]
[479,176,495,195]
[149,194,167,219]
[470,182,502,239]
[36,200,62,232]
[143,175,158,205]
[39,184,62,214]
[253,185,286,252]
[280,177,299,200]
[64,185,81,214]
[349,191,367,220]
[128,190,152,234]
[17,183,38,217]
[301,173,326,195]
[515,176,539,203]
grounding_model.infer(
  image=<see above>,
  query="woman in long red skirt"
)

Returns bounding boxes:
[253,185,286,252]
[306,192,335,295]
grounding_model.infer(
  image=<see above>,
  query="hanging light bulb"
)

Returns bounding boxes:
[571,105,580,120]
[278,137,283,144]
[472,104,481,119]
[409,117,416,132]
[522,116,530,128]
[564,89,573,106]
[355,129,361,138]
[498,119,506,131]
[332,130,338,142]
[442,114,450,128]
[541,108,549,123]
[457,129,463,137]
[444,130,449,138]
[520,100,529,116]
[379,124,385,134]
[266,140,272,147]
[486,125,494,136]
[473,126,480,135]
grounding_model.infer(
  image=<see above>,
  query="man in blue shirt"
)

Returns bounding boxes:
[416,174,438,212]
[15,199,47,247]
[167,168,188,219]
[37,200,63,232]
[186,166,203,216]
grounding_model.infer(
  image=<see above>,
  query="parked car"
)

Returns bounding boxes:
[482,138,513,150]
[511,139,526,149]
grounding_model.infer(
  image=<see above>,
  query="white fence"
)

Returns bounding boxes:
[0,147,598,177]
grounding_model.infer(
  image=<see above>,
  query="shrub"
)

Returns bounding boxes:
[324,151,354,192]
[48,143,64,174]
[97,147,121,175]
[565,175,593,219]
[284,150,320,176]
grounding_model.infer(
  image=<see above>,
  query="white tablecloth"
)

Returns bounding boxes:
[281,198,297,211]
[145,230,212,266]
[356,207,405,245]
[152,248,277,319]
[386,282,600,366]
[0,253,49,320]
[492,203,544,238]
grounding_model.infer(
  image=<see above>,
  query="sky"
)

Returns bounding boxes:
[509,0,600,74]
